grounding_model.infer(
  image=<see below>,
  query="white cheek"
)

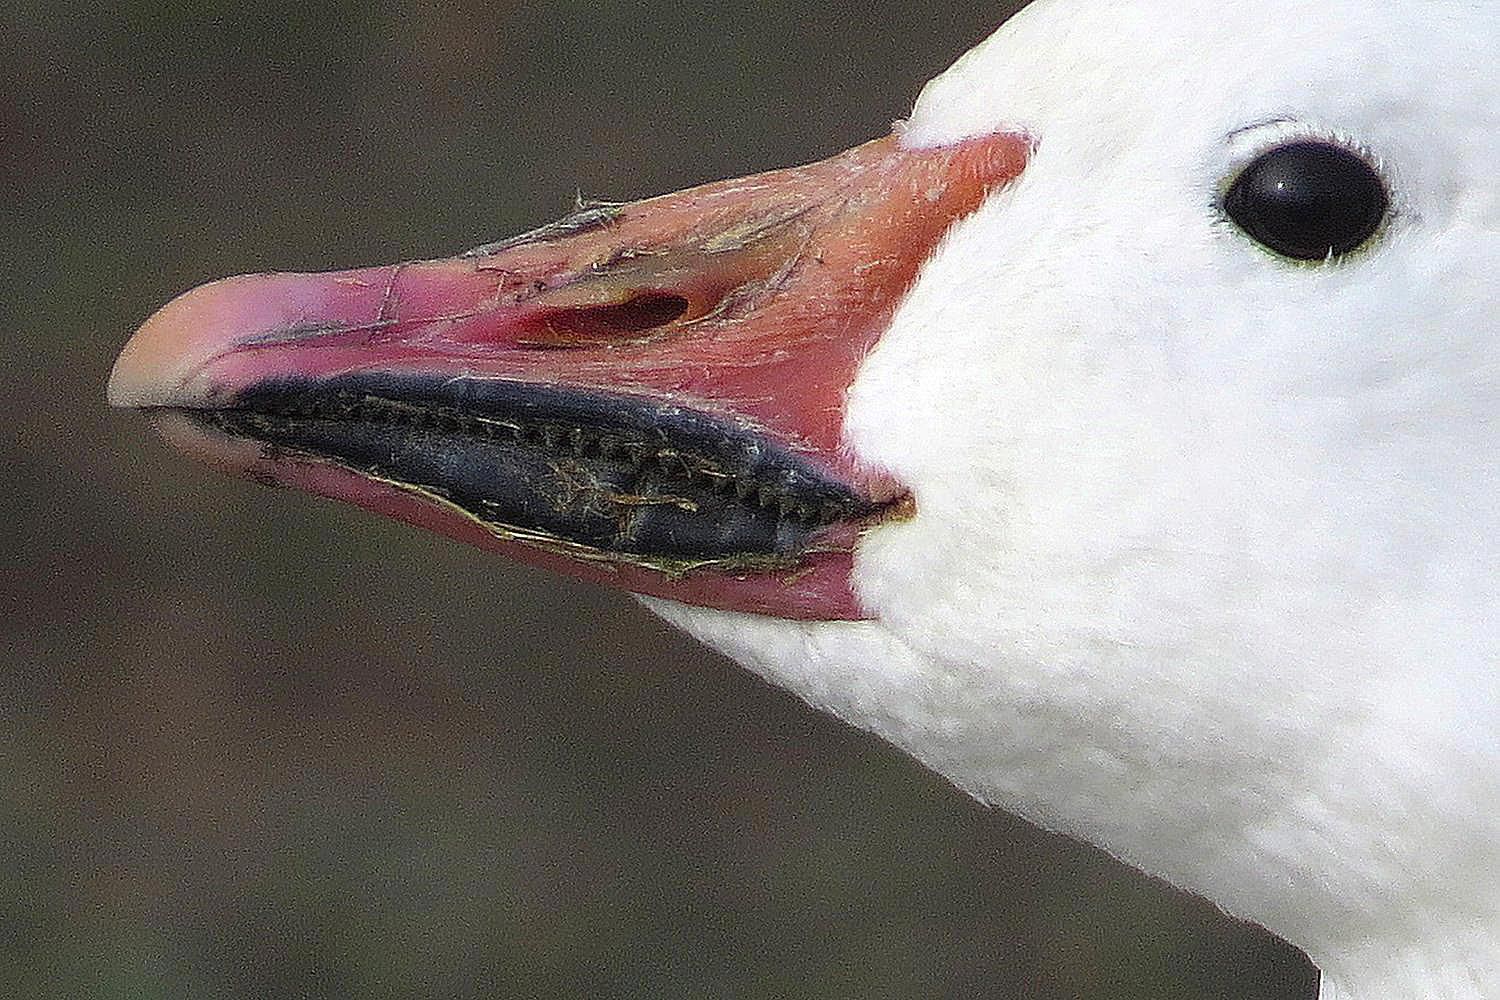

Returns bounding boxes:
[845,149,1209,648]
[847,125,1411,719]
[845,129,1500,720]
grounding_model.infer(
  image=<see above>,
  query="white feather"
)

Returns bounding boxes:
[651,2,1500,996]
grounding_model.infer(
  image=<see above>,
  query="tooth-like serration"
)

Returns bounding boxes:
[203,376,883,562]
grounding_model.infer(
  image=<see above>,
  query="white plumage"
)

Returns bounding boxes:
[653,3,1500,997]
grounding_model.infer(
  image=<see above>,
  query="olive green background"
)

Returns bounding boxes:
[6,2,1318,997]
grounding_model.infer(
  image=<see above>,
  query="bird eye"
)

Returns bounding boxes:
[1223,140,1388,261]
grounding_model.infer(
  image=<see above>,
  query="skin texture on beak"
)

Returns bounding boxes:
[109,130,1028,620]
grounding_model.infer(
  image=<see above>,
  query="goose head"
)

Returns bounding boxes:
[109,1,1500,996]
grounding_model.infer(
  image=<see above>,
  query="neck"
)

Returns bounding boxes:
[647,606,1500,1000]
[1315,926,1500,1000]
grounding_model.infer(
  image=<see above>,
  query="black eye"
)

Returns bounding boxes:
[1224,141,1388,260]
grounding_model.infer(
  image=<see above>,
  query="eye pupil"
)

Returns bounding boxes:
[1224,140,1388,260]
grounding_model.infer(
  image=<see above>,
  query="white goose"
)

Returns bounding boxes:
[109,1,1500,997]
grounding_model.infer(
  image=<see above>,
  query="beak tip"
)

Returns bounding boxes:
[106,276,248,410]
[105,346,151,408]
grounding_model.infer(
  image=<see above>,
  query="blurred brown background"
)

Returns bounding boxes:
[5,2,1318,997]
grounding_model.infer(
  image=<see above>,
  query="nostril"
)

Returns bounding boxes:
[528,292,692,347]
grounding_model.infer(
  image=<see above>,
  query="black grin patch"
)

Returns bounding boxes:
[185,374,881,567]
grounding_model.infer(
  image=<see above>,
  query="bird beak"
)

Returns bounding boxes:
[108,130,1027,620]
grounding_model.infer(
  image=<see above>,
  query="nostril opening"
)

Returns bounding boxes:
[542,292,691,339]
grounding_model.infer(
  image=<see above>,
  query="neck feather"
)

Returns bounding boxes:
[646,604,1500,1000]
[1316,925,1500,1000]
